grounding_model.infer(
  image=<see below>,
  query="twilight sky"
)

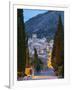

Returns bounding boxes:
[23,9,47,22]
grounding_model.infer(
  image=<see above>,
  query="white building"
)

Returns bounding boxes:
[28,34,48,56]
[28,34,54,65]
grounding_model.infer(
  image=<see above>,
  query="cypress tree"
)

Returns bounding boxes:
[17,9,27,78]
[33,48,43,72]
[51,15,64,77]
[26,36,30,67]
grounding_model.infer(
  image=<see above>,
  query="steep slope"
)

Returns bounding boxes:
[25,11,64,40]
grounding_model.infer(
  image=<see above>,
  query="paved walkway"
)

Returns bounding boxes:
[32,68,57,79]
[32,76,57,80]
[18,68,58,80]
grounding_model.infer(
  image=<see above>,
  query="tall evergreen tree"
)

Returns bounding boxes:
[33,48,43,72]
[51,15,64,78]
[26,36,30,67]
[17,9,27,77]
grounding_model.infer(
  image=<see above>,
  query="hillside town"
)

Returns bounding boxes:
[28,34,54,57]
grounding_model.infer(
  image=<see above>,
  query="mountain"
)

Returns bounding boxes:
[25,11,64,40]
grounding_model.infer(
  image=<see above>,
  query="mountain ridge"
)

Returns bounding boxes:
[25,11,64,40]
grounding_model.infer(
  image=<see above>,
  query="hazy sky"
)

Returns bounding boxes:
[23,9,47,22]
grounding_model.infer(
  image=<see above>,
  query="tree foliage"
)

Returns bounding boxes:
[51,15,64,78]
[33,48,43,72]
[17,9,28,77]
